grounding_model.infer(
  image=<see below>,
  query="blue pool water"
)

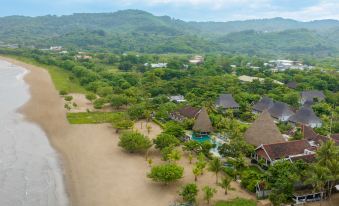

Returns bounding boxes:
[191,133,211,142]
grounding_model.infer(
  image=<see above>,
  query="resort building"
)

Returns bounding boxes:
[169,95,186,103]
[144,63,168,68]
[192,108,213,138]
[252,96,274,114]
[302,125,339,146]
[300,90,325,105]
[286,81,298,89]
[238,75,283,85]
[252,140,315,167]
[288,107,322,128]
[244,110,285,147]
[215,94,239,110]
[267,101,294,121]
[170,106,201,121]
[189,55,204,64]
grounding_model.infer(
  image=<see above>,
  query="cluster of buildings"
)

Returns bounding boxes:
[266,60,314,72]
[167,90,336,204]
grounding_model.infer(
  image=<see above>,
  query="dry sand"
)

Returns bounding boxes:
[1,56,257,206]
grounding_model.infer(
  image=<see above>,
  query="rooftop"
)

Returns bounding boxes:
[215,94,239,109]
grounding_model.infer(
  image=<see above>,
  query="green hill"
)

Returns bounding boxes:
[1,10,339,56]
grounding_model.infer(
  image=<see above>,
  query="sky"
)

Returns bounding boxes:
[1,0,339,21]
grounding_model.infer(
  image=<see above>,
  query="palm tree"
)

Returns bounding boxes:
[193,165,202,182]
[218,176,232,194]
[203,186,217,205]
[208,157,223,184]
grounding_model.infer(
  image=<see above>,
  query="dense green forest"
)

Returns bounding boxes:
[1,10,339,56]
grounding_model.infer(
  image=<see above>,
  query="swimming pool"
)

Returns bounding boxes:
[191,133,211,142]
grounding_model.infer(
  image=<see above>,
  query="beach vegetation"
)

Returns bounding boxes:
[179,183,199,204]
[147,163,184,185]
[67,112,124,124]
[203,186,217,205]
[118,131,152,153]
[208,157,223,184]
[218,176,232,195]
[153,133,180,150]
[64,95,73,101]
[214,198,256,206]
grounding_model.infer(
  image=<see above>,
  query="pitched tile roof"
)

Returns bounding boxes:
[260,140,312,160]
[290,154,316,163]
[215,94,239,109]
[176,106,200,119]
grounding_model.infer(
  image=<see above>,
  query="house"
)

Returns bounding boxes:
[238,75,283,85]
[189,55,204,64]
[302,125,339,146]
[170,106,201,121]
[288,107,322,128]
[252,96,274,114]
[293,189,325,204]
[152,63,167,68]
[300,90,325,105]
[286,81,298,89]
[192,108,213,136]
[268,101,294,121]
[244,110,286,147]
[49,46,63,51]
[252,140,315,166]
[169,95,186,103]
[215,94,239,110]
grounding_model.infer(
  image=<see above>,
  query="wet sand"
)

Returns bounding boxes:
[0,56,256,206]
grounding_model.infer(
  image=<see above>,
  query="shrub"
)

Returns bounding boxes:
[147,163,184,184]
[153,133,180,150]
[118,131,152,153]
[64,95,73,101]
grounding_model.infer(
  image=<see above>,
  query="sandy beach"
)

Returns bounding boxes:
[0,56,257,206]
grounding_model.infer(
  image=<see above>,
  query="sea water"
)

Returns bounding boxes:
[0,60,68,206]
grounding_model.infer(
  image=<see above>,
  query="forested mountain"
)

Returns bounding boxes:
[1,10,339,56]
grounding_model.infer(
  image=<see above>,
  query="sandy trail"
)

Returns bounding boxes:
[1,56,257,206]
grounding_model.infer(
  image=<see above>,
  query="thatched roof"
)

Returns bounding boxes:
[301,90,325,103]
[193,108,213,133]
[253,96,274,112]
[268,101,294,120]
[215,94,239,109]
[286,81,298,89]
[288,107,322,126]
[244,110,285,146]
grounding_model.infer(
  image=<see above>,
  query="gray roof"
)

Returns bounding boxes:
[268,101,294,119]
[301,90,325,102]
[253,96,274,112]
[215,94,239,109]
[288,107,322,125]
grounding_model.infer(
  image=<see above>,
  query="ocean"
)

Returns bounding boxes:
[0,60,68,206]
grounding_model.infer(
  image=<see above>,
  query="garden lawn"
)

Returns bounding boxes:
[67,112,123,124]
[214,198,256,206]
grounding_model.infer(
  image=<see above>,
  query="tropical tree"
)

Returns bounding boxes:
[163,121,185,138]
[196,153,207,174]
[153,133,180,150]
[203,186,217,205]
[118,131,152,153]
[193,165,203,182]
[305,163,330,205]
[179,183,199,204]
[218,176,232,195]
[208,157,223,184]
[147,163,184,185]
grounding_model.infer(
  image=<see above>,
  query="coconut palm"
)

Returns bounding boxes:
[218,176,232,194]
[208,157,223,184]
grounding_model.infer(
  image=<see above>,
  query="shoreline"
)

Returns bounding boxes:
[0,56,77,205]
[0,56,258,206]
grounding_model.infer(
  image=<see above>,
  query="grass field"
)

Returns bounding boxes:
[67,112,124,124]
[214,198,256,206]
[4,55,87,93]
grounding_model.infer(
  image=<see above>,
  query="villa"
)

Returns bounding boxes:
[267,101,294,121]
[244,110,285,147]
[189,55,204,64]
[170,106,201,121]
[192,108,213,140]
[215,94,239,110]
[300,90,325,106]
[252,140,315,167]
[252,96,274,114]
[169,95,186,103]
[288,107,322,128]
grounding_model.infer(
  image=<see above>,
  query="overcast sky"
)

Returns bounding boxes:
[2,0,339,21]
